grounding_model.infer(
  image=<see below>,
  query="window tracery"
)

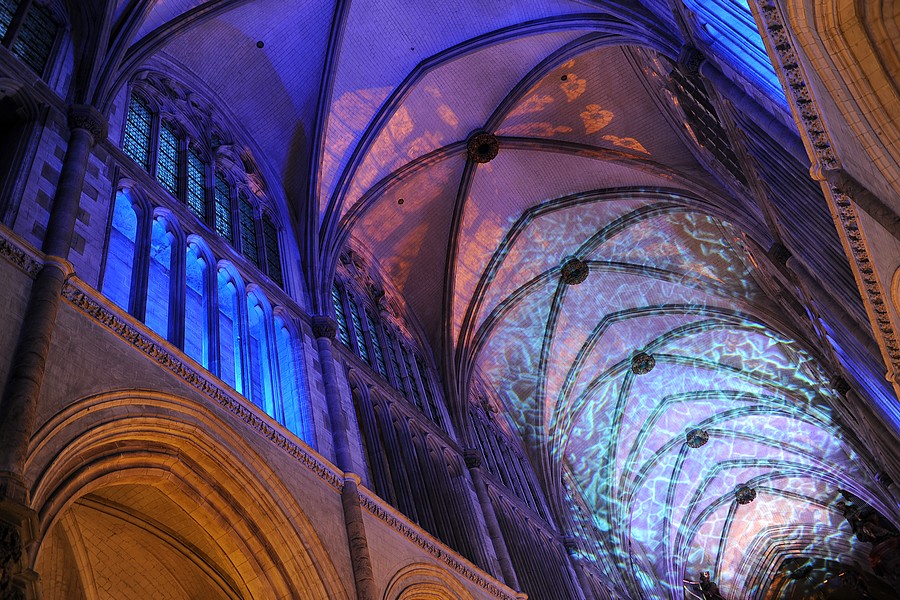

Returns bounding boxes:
[99,72,311,445]
[120,76,283,287]
[333,248,447,429]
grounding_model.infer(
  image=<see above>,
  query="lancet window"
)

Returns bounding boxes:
[121,87,283,288]
[100,187,314,445]
[331,275,445,429]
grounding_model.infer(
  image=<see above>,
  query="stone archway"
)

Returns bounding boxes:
[26,390,349,600]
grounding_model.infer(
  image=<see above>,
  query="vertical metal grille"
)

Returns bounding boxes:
[186,148,206,221]
[123,95,152,171]
[214,172,233,242]
[332,285,351,347]
[11,2,57,75]
[239,193,259,266]
[262,215,282,286]
[156,122,179,196]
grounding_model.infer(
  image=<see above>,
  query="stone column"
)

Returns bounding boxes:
[464,449,520,589]
[0,105,106,600]
[311,316,353,470]
[341,473,377,600]
[311,317,376,600]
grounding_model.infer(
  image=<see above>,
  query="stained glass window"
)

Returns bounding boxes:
[186,148,206,221]
[239,193,259,266]
[0,0,18,40]
[123,95,152,171]
[400,344,423,410]
[348,295,370,366]
[156,122,179,196]
[332,285,351,347]
[366,309,387,378]
[11,2,57,75]
[214,171,233,242]
[683,0,786,105]
[384,330,405,394]
[415,354,441,426]
[262,214,282,286]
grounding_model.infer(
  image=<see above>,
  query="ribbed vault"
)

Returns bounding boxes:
[93,0,900,597]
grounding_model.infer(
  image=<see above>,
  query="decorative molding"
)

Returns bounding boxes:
[67,104,108,143]
[631,352,656,375]
[466,132,499,164]
[59,280,344,493]
[311,315,338,340]
[358,492,519,600]
[685,429,710,449]
[755,0,900,378]
[560,258,589,285]
[735,486,757,505]
[0,235,41,278]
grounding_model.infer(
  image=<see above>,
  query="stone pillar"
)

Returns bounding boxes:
[464,449,520,590]
[0,104,105,600]
[311,316,353,470]
[311,318,376,600]
[341,474,377,600]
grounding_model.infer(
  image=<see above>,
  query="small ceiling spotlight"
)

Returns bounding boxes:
[397,198,404,205]
[256,41,264,48]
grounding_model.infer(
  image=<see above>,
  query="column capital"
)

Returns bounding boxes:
[463,449,482,469]
[67,104,107,145]
[311,315,338,339]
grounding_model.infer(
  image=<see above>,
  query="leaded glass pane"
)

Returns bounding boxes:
[11,2,57,75]
[214,171,233,242]
[401,343,423,409]
[156,122,179,196]
[365,310,387,378]
[384,331,405,394]
[262,214,282,286]
[348,296,370,365]
[123,95,151,171]
[415,354,441,426]
[332,285,351,347]
[239,193,259,266]
[186,148,206,221]
[0,0,19,41]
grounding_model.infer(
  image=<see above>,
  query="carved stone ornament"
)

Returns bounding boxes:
[67,104,108,142]
[467,132,499,163]
[631,351,655,375]
[560,258,589,285]
[311,316,337,339]
[686,428,709,448]
[463,449,482,469]
[735,485,757,505]
[0,523,22,595]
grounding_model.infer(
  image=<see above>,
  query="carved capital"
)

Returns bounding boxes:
[67,104,107,144]
[767,242,792,268]
[677,45,705,76]
[311,316,338,339]
[463,449,482,469]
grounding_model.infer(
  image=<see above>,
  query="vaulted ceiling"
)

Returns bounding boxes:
[90,0,899,597]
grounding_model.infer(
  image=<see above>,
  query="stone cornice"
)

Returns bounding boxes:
[357,487,523,600]
[754,0,900,380]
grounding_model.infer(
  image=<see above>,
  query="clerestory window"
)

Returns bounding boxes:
[121,90,283,288]
[0,0,61,77]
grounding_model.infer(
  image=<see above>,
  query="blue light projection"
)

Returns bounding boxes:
[464,197,891,598]
[683,0,788,106]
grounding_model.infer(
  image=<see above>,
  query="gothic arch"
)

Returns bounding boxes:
[25,390,348,600]
[383,563,476,600]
